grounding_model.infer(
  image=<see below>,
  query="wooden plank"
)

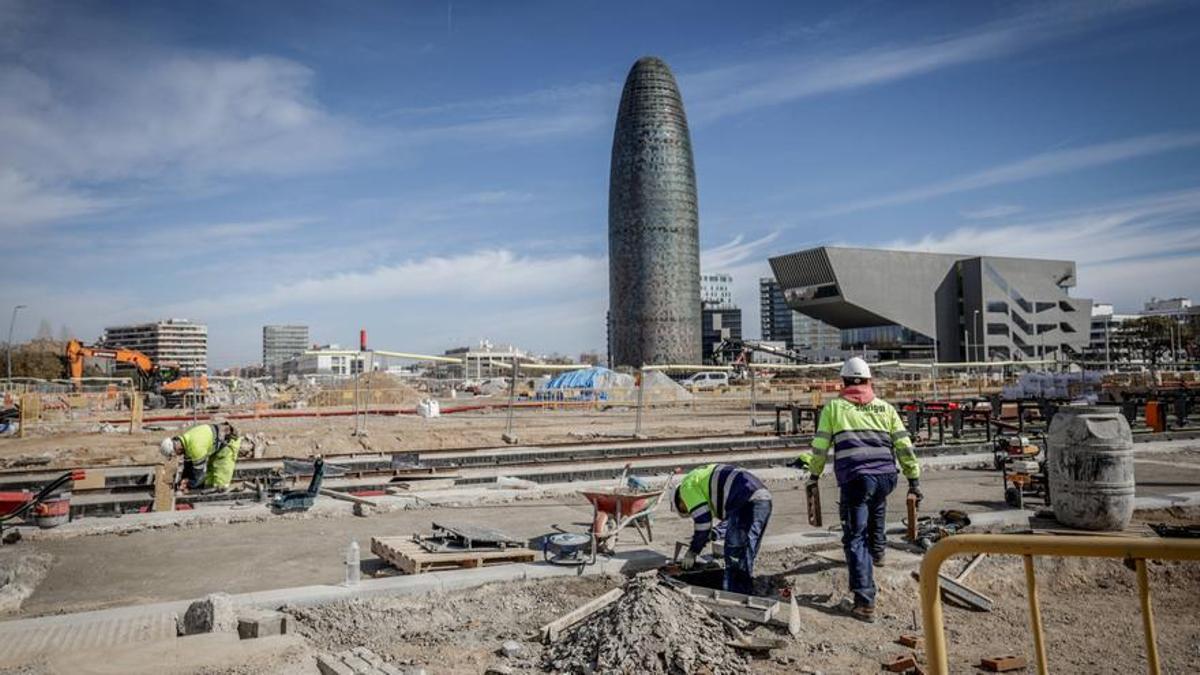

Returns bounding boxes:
[956,553,986,582]
[153,459,177,513]
[319,488,378,507]
[911,570,993,612]
[540,588,624,643]
[371,536,536,575]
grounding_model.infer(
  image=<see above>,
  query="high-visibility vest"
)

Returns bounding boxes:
[810,397,918,485]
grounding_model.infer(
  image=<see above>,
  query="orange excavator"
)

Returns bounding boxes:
[65,339,208,408]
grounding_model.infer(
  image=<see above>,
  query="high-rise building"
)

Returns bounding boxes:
[102,319,208,373]
[700,273,734,308]
[262,325,309,370]
[608,56,701,368]
[759,278,841,350]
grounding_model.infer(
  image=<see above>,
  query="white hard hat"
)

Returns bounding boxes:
[159,437,176,459]
[840,357,872,380]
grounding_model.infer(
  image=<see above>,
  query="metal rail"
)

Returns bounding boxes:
[920,534,1200,675]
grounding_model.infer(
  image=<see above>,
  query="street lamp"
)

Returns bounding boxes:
[6,304,27,381]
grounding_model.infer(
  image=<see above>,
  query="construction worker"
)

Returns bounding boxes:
[158,421,246,491]
[805,357,920,623]
[671,463,772,594]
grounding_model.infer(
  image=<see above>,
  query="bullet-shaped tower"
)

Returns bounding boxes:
[608,56,701,368]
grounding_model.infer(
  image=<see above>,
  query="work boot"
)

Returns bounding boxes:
[849,603,877,623]
[872,553,886,567]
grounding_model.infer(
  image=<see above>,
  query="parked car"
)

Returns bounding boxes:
[681,371,730,391]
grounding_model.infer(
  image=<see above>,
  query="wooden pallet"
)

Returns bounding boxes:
[371,536,536,575]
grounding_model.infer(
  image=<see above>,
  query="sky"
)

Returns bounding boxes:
[2,0,1199,367]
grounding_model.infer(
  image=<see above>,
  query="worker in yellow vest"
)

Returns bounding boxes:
[805,357,920,623]
[159,421,247,491]
[671,463,772,594]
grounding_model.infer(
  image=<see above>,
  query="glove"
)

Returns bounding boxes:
[908,479,923,502]
[680,550,697,570]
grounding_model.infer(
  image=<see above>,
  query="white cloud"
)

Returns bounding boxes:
[820,132,1200,216]
[960,204,1025,220]
[701,232,780,270]
[0,168,111,228]
[884,186,1200,310]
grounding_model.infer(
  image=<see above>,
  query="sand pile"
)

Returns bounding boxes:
[543,575,749,674]
[317,373,424,406]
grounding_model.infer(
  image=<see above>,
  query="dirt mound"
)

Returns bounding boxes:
[543,575,749,674]
[318,373,424,406]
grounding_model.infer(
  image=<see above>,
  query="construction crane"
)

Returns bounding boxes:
[713,338,808,367]
[65,339,208,409]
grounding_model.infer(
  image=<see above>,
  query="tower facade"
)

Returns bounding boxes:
[608,56,701,367]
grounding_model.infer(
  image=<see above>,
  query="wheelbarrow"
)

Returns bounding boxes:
[580,487,665,552]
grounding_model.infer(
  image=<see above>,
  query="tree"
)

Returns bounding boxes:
[1113,316,1174,368]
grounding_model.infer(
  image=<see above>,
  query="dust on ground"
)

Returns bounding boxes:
[0,549,51,615]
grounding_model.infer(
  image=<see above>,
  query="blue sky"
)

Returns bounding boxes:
[2,0,1199,367]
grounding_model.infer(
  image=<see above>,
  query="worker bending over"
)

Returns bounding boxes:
[672,463,772,594]
[159,421,247,491]
[805,357,920,622]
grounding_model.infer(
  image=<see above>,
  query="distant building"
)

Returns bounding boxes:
[262,325,309,371]
[701,273,734,308]
[701,307,742,364]
[283,345,366,380]
[1084,304,1136,368]
[1141,297,1193,320]
[444,340,531,379]
[759,278,841,351]
[102,319,208,374]
[769,247,1093,362]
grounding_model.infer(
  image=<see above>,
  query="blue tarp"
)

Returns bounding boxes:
[542,367,613,390]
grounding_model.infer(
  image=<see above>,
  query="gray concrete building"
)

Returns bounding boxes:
[102,319,208,373]
[768,247,1093,362]
[262,325,309,371]
[759,278,842,350]
[608,56,701,367]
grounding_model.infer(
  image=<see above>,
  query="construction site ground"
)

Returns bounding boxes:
[2,404,787,468]
[0,438,1197,673]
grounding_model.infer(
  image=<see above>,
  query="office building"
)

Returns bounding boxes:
[102,319,208,373]
[701,307,742,364]
[262,325,309,370]
[701,273,734,308]
[608,56,701,367]
[769,247,1093,362]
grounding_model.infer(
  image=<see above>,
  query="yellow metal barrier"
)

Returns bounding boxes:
[920,533,1200,675]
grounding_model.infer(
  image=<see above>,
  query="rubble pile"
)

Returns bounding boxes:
[543,575,749,674]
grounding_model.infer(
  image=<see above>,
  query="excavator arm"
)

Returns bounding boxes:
[65,339,155,385]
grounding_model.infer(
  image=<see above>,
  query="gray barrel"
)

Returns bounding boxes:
[1047,405,1135,531]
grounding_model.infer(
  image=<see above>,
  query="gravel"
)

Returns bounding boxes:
[543,574,750,674]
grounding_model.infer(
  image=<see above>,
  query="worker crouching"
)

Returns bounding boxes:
[672,463,772,594]
[805,357,921,623]
[159,422,252,492]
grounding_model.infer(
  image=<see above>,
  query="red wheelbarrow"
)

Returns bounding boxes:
[580,487,666,551]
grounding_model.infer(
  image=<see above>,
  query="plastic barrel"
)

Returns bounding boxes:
[1047,405,1134,531]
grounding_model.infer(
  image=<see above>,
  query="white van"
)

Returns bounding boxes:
[682,371,730,391]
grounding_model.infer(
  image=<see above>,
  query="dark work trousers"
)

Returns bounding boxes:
[838,472,898,607]
[723,498,773,594]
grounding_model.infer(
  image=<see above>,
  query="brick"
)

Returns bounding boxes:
[980,655,1027,672]
[237,609,287,639]
[897,634,924,649]
[882,653,918,673]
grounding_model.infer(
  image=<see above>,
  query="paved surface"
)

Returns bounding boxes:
[15,441,1200,618]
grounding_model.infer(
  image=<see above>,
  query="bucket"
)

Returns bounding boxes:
[33,491,71,529]
[1047,405,1134,531]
